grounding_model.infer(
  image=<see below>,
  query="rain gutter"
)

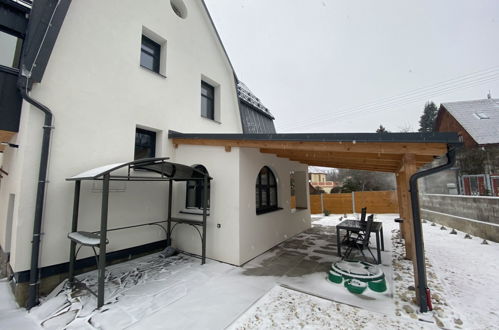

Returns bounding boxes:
[409,147,457,312]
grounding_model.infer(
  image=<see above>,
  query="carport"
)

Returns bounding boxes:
[169,130,462,312]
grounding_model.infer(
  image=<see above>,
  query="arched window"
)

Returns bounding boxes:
[186,165,210,209]
[256,166,278,214]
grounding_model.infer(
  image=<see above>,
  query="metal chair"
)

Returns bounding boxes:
[359,207,367,223]
[341,207,367,244]
[342,214,377,263]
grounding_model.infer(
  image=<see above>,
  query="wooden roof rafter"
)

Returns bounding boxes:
[170,138,448,156]
[169,131,461,173]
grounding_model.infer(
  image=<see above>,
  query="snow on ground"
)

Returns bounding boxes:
[391,228,461,328]
[0,279,42,329]
[276,214,396,316]
[421,220,499,329]
[28,254,260,329]
[228,285,430,330]
[1,212,498,329]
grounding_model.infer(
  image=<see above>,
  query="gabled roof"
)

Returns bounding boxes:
[440,98,499,145]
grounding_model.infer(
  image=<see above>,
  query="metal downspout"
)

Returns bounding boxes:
[409,147,457,313]
[19,87,53,309]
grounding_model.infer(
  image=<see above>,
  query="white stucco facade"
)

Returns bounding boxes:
[0,0,311,278]
[238,148,310,264]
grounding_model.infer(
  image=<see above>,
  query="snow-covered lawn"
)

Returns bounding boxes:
[1,213,498,329]
[420,220,499,328]
[228,285,427,330]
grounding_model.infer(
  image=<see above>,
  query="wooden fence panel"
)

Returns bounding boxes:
[309,191,399,214]
[310,195,322,214]
[354,191,399,214]
[323,194,352,214]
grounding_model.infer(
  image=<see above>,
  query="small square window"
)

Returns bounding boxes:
[135,128,156,160]
[141,35,161,73]
[201,81,215,120]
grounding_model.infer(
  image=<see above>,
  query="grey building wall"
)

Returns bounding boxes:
[420,193,499,242]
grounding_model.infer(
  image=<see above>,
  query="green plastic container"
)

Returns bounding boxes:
[328,270,343,284]
[368,278,387,292]
[344,279,367,294]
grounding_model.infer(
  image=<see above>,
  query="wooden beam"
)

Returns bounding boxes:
[307,161,397,173]
[399,153,422,304]
[0,130,16,153]
[291,158,401,172]
[395,172,407,239]
[172,138,448,156]
[260,149,404,161]
[262,148,435,164]
[288,155,402,166]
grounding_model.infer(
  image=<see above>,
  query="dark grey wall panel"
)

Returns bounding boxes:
[239,101,276,134]
[0,1,29,38]
[0,67,22,132]
[19,0,71,87]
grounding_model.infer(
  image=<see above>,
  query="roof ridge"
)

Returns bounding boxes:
[442,98,499,105]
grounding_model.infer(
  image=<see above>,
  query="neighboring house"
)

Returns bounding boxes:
[309,172,336,193]
[435,97,499,195]
[0,0,309,305]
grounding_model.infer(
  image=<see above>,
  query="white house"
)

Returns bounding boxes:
[0,0,462,312]
[0,0,310,306]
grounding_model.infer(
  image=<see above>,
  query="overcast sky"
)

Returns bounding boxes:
[204,0,499,133]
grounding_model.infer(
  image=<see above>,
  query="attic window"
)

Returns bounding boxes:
[170,0,187,19]
[474,112,490,119]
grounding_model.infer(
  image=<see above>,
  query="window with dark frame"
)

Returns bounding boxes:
[140,35,161,73]
[201,81,215,120]
[186,165,210,209]
[256,166,278,214]
[134,128,156,160]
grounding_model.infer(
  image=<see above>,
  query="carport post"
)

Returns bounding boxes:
[201,175,208,264]
[395,173,405,239]
[351,191,355,214]
[97,174,110,308]
[398,155,417,259]
[68,180,81,285]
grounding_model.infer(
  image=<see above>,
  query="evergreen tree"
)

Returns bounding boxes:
[376,125,388,133]
[418,101,438,133]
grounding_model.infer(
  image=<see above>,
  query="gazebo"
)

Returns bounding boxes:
[66,157,211,308]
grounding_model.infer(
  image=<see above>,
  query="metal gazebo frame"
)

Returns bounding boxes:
[65,157,211,308]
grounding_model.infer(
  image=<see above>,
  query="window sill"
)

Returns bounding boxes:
[0,65,19,76]
[256,207,283,215]
[180,209,210,216]
[201,115,221,124]
[139,65,167,78]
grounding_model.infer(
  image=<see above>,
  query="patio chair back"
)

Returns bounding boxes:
[359,207,367,223]
[361,214,374,247]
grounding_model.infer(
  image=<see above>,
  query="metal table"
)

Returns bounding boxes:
[336,219,385,264]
